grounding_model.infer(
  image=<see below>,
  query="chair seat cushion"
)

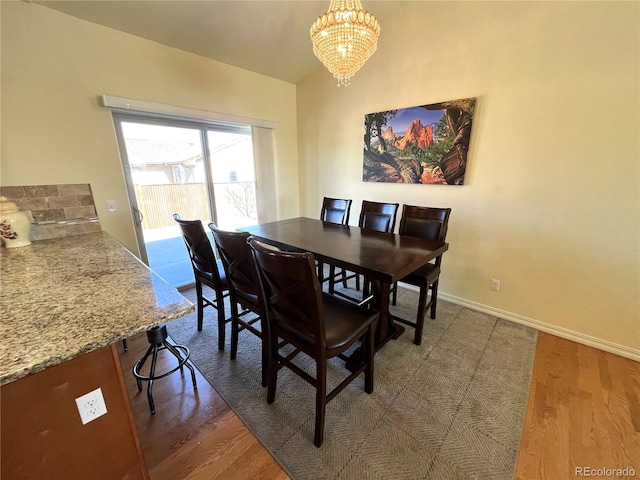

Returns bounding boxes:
[321,293,377,350]
[235,290,260,311]
[198,259,228,287]
[401,262,440,287]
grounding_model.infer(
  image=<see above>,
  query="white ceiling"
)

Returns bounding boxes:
[34,0,399,84]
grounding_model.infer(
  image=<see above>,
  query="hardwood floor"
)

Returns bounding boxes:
[515,332,640,479]
[118,333,290,480]
[119,327,639,479]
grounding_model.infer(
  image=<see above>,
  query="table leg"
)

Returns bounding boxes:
[345,279,404,372]
[371,279,405,346]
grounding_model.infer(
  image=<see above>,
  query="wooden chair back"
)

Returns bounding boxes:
[358,200,400,233]
[399,205,451,243]
[173,213,223,286]
[248,237,325,347]
[209,224,258,300]
[320,197,352,225]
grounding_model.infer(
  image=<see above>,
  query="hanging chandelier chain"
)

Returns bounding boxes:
[328,0,364,12]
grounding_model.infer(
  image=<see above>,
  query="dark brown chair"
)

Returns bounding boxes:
[318,197,352,284]
[320,197,352,225]
[391,205,451,345]
[329,200,399,302]
[209,224,269,387]
[248,237,376,447]
[359,200,400,234]
[173,214,229,350]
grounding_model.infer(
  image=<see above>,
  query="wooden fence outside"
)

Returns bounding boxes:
[135,183,209,230]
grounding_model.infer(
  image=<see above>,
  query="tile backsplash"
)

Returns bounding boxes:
[0,184,101,241]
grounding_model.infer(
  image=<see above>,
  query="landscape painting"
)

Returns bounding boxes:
[363,97,476,185]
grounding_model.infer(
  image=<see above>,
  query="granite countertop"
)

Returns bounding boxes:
[0,232,194,385]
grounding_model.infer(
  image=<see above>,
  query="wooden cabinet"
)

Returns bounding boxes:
[0,232,193,479]
[1,344,149,480]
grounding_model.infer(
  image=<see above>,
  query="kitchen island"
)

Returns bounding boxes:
[0,232,194,479]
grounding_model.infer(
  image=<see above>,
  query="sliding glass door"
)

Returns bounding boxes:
[207,130,257,230]
[114,114,255,288]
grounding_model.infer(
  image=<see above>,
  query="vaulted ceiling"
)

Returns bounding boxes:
[35,1,399,84]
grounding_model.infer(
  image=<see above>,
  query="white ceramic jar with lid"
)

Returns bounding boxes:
[0,196,32,248]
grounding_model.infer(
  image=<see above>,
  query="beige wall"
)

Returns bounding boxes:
[2,1,638,357]
[1,1,300,254]
[297,2,639,355]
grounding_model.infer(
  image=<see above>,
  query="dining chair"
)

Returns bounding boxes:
[320,197,352,225]
[390,205,451,345]
[318,197,352,284]
[209,223,269,387]
[173,214,230,350]
[248,236,376,448]
[329,200,400,303]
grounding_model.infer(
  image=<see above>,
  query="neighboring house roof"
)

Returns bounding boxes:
[126,139,202,166]
[126,136,250,167]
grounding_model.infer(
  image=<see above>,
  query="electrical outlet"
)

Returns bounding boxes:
[75,388,108,425]
[106,200,116,212]
[490,279,501,291]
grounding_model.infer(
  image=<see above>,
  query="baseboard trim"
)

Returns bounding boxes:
[399,284,640,362]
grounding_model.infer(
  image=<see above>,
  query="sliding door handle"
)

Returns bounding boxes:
[132,207,144,227]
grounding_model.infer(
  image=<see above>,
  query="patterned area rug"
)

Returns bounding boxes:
[168,284,538,480]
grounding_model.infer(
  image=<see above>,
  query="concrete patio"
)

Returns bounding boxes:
[145,233,205,289]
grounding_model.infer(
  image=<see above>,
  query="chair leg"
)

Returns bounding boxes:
[341,268,348,288]
[430,281,439,319]
[364,278,375,304]
[364,325,374,394]
[216,289,226,351]
[414,284,429,345]
[355,273,361,291]
[133,342,159,413]
[230,301,239,360]
[267,335,279,404]
[135,344,155,392]
[146,344,160,414]
[391,281,398,306]
[195,280,204,331]
[164,341,197,389]
[260,335,269,388]
[328,265,337,294]
[314,359,327,447]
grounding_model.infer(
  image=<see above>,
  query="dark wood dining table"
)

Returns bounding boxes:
[240,217,449,354]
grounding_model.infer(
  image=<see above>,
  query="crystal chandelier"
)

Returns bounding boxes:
[310,0,380,87]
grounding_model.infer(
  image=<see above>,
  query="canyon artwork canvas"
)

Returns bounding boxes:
[363,97,476,185]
